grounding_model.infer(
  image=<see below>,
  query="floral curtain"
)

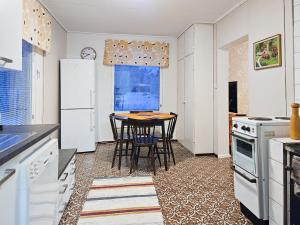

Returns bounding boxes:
[103,40,169,68]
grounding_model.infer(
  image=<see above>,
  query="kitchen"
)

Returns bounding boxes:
[0,0,299,225]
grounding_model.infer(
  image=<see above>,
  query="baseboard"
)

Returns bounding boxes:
[217,154,232,159]
[195,153,218,158]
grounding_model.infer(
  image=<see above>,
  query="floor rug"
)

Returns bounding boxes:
[77,176,164,225]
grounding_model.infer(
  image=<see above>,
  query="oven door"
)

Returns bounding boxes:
[232,132,257,176]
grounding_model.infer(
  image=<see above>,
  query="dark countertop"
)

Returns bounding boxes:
[0,124,59,166]
[59,148,77,178]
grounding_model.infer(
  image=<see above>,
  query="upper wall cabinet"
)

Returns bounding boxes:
[177,26,195,60]
[0,0,22,70]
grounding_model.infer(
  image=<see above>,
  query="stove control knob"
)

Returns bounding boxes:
[233,124,238,129]
[245,127,251,132]
[241,126,246,131]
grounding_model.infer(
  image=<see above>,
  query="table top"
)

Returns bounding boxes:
[115,112,175,120]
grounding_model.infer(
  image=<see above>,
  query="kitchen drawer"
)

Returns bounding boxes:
[269,198,284,225]
[269,159,284,185]
[269,178,284,206]
[269,140,283,164]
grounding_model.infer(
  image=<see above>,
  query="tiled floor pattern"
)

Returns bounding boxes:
[60,142,252,225]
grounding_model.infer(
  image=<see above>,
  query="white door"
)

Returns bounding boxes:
[61,109,95,152]
[177,59,185,143]
[31,50,44,124]
[60,59,95,109]
[184,54,194,152]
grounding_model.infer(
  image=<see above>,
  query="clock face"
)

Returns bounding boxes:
[80,47,97,60]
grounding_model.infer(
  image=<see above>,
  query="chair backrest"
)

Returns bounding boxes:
[167,112,178,140]
[128,119,157,144]
[109,113,118,141]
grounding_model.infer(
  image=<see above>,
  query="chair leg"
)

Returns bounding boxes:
[130,146,136,174]
[155,145,161,167]
[150,146,156,175]
[118,141,123,170]
[163,143,168,171]
[111,141,119,168]
[125,141,129,156]
[166,140,171,160]
[136,147,141,166]
[169,141,176,165]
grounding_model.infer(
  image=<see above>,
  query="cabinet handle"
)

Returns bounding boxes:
[59,184,68,194]
[0,57,13,64]
[60,172,69,181]
[0,169,15,186]
[71,168,76,175]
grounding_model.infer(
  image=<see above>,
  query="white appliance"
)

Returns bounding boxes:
[231,117,290,223]
[60,59,96,152]
[17,139,59,225]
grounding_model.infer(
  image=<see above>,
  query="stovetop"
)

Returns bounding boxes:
[232,116,290,137]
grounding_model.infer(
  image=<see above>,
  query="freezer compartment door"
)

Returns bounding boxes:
[61,109,96,152]
[60,59,95,109]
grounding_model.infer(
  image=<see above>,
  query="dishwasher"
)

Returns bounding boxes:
[17,139,59,225]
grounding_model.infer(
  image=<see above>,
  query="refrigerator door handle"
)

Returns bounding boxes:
[90,110,93,131]
[90,90,93,108]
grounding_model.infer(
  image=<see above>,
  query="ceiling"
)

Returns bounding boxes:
[40,0,245,37]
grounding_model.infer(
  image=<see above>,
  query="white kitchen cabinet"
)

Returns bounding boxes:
[56,155,76,225]
[177,59,185,144]
[0,170,17,225]
[31,51,44,124]
[0,0,22,70]
[176,24,214,154]
[177,35,185,60]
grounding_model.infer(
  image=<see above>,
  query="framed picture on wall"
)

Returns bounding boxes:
[253,34,282,70]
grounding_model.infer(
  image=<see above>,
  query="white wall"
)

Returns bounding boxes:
[43,18,67,124]
[214,0,294,156]
[66,32,177,142]
[294,0,300,102]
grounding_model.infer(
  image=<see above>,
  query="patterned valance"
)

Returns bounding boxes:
[23,0,52,52]
[103,40,169,68]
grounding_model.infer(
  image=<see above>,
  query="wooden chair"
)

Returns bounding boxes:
[128,119,161,175]
[154,112,177,165]
[166,112,177,165]
[109,113,131,170]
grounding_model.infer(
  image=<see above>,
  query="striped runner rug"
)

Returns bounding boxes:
[77,176,164,225]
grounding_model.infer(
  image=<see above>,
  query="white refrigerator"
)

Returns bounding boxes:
[60,59,96,152]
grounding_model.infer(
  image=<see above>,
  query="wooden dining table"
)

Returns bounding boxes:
[114,112,174,171]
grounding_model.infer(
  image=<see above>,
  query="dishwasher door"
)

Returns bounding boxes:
[17,139,59,225]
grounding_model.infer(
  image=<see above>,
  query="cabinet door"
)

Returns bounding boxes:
[184,54,194,152]
[184,26,194,56]
[31,51,44,124]
[177,59,185,143]
[0,171,16,225]
[0,0,22,70]
[177,34,185,60]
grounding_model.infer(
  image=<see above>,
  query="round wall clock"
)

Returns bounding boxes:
[80,47,97,60]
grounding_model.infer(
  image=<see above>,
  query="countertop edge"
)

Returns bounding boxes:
[0,124,59,167]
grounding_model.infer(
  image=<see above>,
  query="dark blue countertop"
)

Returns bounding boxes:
[0,124,59,166]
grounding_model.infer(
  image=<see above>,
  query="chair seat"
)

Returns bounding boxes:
[133,136,159,146]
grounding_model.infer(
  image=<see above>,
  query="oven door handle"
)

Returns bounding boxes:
[231,133,255,143]
[231,165,257,183]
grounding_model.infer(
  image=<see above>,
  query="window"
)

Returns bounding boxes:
[0,40,32,125]
[114,65,160,111]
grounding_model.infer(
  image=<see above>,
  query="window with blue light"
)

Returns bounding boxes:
[0,40,32,125]
[114,65,160,111]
